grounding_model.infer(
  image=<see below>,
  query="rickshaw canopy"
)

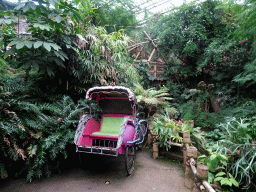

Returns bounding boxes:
[86,86,137,104]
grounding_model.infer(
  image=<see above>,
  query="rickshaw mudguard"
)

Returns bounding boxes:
[122,124,136,146]
[116,116,135,147]
[74,115,99,145]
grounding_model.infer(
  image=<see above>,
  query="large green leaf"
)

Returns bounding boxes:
[32,61,39,71]
[30,2,36,10]
[215,172,226,177]
[56,15,62,23]
[25,41,33,49]
[46,67,54,76]
[220,178,232,186]
[49,43,61,51]
[4,47,16,59]
[15,3,25,10]
[8,41,19,47]
[34,41,43,49]
[75,0,80,5]
[54,58,66,68]
[0,18,17,24]
[43,42,51,52]
[23,3,30,12]
[230,178,239,187]
[16,42,25,49]
[33,23,51,31]
[48,12,57,19]
[23,61,32,70]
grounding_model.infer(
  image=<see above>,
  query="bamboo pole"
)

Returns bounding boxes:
[190,158,197,174]
[148,48,156,62]
[133,59,148,63]
[143,31,158,48]
[128,39,158,48]
[195,164,216,192]
[135,46,144,60]
[199,185,206,192]
[202,181,215,192]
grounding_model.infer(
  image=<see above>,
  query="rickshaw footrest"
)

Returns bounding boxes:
[76,145,118,157]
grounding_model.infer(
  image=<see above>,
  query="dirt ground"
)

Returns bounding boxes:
[0,151,192,192]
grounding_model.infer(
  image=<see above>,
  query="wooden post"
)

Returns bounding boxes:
[152,142,158,159]
[185,146,197,189]
[183,132,191,143]
[194,164,211,192]
[183,132,191,165]
[197,164,209,180]
[147,123,153,145]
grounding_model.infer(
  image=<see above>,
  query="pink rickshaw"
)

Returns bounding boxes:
[74,86,148,175]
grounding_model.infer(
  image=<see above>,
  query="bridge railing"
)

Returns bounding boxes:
[152,131,217,192]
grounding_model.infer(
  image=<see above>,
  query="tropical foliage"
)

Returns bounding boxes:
[1,0,256,190]
[0,75,88,181]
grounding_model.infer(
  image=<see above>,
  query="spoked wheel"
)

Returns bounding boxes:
[125,145,136,175]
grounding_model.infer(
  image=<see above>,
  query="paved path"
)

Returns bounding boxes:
[0,151,192,192]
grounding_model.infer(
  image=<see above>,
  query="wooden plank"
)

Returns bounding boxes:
[143,31,158,48]
[148,61,165,65]
[135,46,144,60]
[167,141,183,147]
[128,39,158,48]
[133,59,148,63]
[148,48,156,61]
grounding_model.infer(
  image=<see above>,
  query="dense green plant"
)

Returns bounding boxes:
[0,0,15,10]
[198,151,239,191]
[1,0,82,76]
[205,117,256,190]
[134,61,154,89]
[133,83,174,118]
[73,26,139,87]
[0,76,88,181]
[205,128,225,142]
[92,0,138,35]
[228,0,256,88]
[152,109,193,149]
[1,0,139,92]
[166,81,183,103]
[145,0,233,85]
[179,82,222,128]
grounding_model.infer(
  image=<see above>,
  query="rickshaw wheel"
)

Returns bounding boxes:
[125,145,136,175]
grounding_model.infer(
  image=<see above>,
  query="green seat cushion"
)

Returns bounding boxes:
[92,116,124,137]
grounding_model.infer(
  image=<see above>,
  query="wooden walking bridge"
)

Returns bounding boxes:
[129,31,168,86]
